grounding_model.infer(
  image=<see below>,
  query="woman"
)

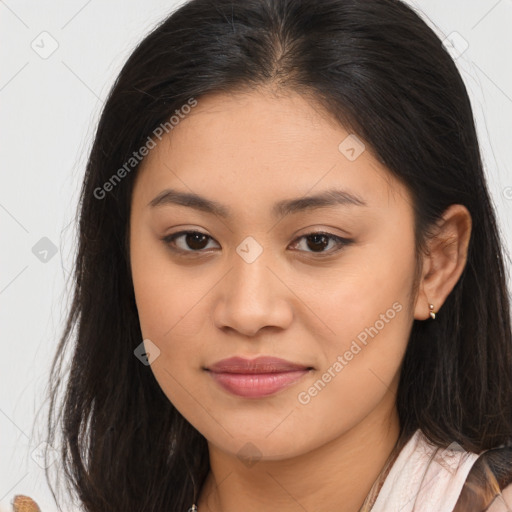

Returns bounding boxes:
[37,0,512,511]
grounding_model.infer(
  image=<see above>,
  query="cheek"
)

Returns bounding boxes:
[129,228,218,415]
[130,226,205,339]
[130,233,210,416]
[306,236,415,342]
[291,265,413,451]
[298,229,416,404]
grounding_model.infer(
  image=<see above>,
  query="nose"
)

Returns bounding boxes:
[212,241,293,337]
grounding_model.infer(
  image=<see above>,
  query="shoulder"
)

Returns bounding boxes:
[502,482,512,504]
[486,483,512,511]
[453,446,512,512]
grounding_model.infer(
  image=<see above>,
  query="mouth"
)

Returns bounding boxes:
[204,356,314,398]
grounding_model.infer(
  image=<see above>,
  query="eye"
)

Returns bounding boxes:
[289,231,352,255]
[162,230,219,254]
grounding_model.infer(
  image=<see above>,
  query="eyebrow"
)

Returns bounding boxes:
[148,187,367,218]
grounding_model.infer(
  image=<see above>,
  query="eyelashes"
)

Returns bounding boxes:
[161,230,353,257]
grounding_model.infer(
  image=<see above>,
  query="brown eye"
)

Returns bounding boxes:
[162,230,219,253]
[181,232,209,250]
[305,233,331,252]
[290,232,352,255]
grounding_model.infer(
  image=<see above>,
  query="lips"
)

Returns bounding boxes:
[206,356,312,374]
[205,356,314,398]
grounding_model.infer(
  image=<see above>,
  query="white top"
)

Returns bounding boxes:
[372,429,482,512]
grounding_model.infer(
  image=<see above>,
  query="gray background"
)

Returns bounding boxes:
[1,1,511,510]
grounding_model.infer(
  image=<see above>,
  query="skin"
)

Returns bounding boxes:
[129,87,472,512]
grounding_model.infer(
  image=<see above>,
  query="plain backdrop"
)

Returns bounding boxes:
[1,0,511,510]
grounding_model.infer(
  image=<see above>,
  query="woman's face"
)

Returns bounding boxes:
[129,89,420,459]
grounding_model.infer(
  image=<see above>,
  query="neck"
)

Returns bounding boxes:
[196,392,402,512]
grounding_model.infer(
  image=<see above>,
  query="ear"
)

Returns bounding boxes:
[414,204,472,321]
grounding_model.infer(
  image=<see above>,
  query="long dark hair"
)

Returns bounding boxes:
[44,0,512,510]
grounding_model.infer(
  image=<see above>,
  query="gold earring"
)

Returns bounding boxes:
[429,304,436,320]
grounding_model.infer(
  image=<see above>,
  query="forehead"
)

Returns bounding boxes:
[132,89,411,215]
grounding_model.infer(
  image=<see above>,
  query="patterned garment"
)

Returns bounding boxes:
[371,429,512,512]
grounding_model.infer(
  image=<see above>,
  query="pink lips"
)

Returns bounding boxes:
[205,356,312,398]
